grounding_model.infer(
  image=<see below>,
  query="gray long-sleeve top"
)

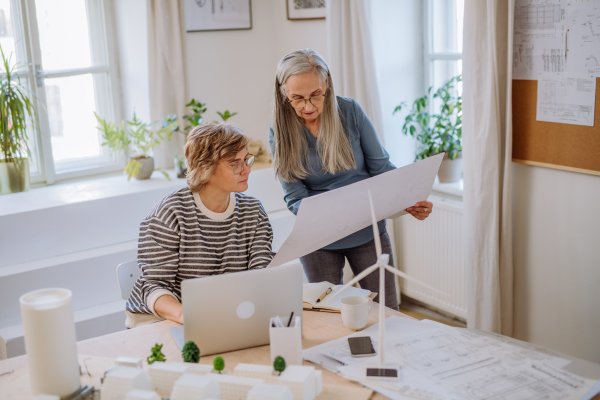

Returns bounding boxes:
[269,96,396,250]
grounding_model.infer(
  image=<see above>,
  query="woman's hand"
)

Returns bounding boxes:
[405,201,433,221]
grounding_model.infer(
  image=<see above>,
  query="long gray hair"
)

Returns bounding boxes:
[273,49,356,182]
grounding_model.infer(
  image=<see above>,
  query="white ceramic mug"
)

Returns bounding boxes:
[340,296,373,330]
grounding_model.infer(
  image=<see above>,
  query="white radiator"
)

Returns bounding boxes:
[393,195,466,319]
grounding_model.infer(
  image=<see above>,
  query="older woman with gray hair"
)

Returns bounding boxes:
[269,49,433,310]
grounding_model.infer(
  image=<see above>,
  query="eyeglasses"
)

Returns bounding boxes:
[287,92,327,109]
[226,154,255,175]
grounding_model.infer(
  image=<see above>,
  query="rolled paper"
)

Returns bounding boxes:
[20,288,80,396]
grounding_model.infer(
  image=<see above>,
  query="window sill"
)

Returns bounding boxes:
[431,177,463,201]
[0,162,276,217]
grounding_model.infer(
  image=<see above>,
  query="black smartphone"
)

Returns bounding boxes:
[348,336,376,357]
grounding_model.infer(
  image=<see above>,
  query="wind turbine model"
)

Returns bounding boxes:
[326,190,444,378]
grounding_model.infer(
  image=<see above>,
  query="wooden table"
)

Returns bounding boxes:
[0,303,407,399]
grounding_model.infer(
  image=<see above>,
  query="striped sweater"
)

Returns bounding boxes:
[125,187,274,327]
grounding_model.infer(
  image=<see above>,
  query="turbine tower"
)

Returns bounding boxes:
[327,190,443,373]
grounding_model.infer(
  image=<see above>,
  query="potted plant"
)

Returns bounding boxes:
[394,75,462,183]
[0,47,37,195]
[95,112,178,180]
[182,99,207,134]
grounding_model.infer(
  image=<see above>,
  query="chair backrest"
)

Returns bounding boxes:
[116,260,141,300]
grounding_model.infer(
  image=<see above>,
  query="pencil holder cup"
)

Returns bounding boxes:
[269,316,302,366]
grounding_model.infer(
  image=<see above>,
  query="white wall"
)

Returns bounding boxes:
[185,0,327,144]
[512,163,600,363]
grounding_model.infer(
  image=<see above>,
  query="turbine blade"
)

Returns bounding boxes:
[384,265,446,295]
[325,263,380,302]
[368,190,382,259]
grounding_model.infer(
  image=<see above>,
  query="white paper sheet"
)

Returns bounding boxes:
[302,316,600,400]
[566,1,600,76]
[536,72,596,125]
[268,154,444,267]
[513,0,568,80]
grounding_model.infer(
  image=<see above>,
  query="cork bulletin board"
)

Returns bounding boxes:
[512,79,600,177]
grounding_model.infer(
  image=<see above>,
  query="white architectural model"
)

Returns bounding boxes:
[101,366,152,400]
[108,357,323,400]
[247,383,293,400]
[148,362,189,396]
[124,389,161,400]
[208,374,264,400]
[115,357,143,369]
[278,365,316,400]
[171,374,220,400]
[233,363,277,383]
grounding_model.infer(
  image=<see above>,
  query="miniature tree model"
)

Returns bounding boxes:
[213,356,225,373]
[273,356,286,375]
[147,343,167,364]
[182,340,201,363]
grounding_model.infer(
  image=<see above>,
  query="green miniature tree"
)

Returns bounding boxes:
[182,340,200,363]
[147,343,166,364]
[273,356,286,375]
[213,356,225,373]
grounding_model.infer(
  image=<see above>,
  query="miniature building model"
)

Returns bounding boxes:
[314,371,322,396]
[233,363,277,383]
[115,357,143,369]
[124,389,161,400]
[148,362,189,396]
[208,374,264,400]
[183,363,214,375]
[278,365,317,400]
[247,383,294,400]
[32,395,60,400]
[101,366,152,400]
[170,374,221,400]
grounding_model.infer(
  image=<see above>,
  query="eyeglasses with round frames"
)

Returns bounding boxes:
[226,154,255,175]
[287,92,327,109]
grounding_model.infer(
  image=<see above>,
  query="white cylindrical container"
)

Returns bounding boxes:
[20,288,80,397]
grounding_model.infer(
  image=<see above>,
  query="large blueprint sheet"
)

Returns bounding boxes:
[303,316,600,400]
[268,154,444,267]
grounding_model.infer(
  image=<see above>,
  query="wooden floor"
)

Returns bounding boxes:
[399,306,465,328]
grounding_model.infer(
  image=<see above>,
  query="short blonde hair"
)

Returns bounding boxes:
[185,123,248,193]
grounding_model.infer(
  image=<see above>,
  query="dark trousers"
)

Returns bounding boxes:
[299,231,399,311]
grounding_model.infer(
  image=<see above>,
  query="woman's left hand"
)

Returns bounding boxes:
[405,201,433,221]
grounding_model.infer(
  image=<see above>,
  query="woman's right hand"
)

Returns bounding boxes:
[154,294,184,325]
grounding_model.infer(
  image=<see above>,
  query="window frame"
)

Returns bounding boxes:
[423,0,463,110]
[11,0,123,185]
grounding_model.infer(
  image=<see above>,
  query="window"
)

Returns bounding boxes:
[423,0,464,112]
[1,0,120,184]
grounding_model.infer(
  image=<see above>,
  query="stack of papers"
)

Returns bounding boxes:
[303,316,600,400]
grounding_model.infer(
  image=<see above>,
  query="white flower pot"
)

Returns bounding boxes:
[0,158,30,195]
[135,157,155,180]
[438,152,463,183]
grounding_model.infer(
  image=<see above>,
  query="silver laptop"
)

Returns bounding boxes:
[179,263,303,356]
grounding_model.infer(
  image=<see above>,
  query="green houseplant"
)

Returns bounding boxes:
[95,112,178,180]
[181,98,238,134]
[394,75,463,183]
[0,47,37,195]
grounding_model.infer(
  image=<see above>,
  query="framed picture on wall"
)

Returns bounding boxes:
[286,0,326,20]
[185,0,252,32]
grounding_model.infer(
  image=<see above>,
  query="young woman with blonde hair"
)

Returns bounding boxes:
[125,123,273,328]
[269,49,433,310]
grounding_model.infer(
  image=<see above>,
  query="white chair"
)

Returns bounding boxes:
[117,260,142,300]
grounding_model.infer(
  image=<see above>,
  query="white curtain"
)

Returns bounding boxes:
[462,0,514,335]
[326,0,385,144]
[147,0,188,169]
